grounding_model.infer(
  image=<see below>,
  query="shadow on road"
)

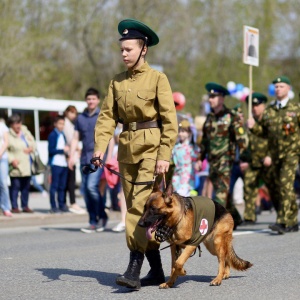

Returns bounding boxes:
[36,268,245,293]
[40,227,82,232]
[36,268,157,294]
[180,274,246,283]
[36,268,118,287]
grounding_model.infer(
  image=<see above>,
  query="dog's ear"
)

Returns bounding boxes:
[165,182,173,197]
[152,176,160,192]
[164,183,174,206]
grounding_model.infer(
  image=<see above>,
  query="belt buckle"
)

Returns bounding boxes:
[130,122,137,131]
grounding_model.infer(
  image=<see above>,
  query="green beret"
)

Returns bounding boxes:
[118,19,159,47]
[205,82,230,96]
[246,92,268,105]
[272,76,291,85]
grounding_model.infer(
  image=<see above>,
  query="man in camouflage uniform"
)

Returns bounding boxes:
[240,92,272,224]
[248,76,299,234]
[198,82,248,228]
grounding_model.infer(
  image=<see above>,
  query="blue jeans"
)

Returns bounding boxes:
[31,175,45,193]
[9,176,31,209]
[0,158,11,211]
[81,164,107,226]
[50,165,68,209]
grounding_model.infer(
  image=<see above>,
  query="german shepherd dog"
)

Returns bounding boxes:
[138,183,253,288]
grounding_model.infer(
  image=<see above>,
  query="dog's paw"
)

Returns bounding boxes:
[209,280,222,286]
[159,282,171,289]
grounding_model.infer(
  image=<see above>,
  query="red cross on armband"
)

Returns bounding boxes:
[199,218,208,235]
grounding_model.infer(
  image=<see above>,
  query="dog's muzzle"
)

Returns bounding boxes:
[154,225,174,243]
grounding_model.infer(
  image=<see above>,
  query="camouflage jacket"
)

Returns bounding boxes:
[251,100,300,160]
[240,128,269,168]
[199,106,248,163]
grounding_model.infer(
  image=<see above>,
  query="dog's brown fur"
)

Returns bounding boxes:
[138,183,253,288]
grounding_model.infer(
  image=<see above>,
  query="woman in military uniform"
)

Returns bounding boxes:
[93,19,178,289]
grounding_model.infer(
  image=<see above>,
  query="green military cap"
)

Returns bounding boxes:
[272,76,291,85]
[246,92,268,105]
[118,19,159,47]
[205,82,230,96]
[178,119,191,130]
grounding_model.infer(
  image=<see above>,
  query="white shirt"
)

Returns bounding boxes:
[276,97,289,109]
[52,133,67,167]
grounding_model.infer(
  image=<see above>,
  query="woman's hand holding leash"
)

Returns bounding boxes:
[93,151,105,167]
[155,160,169,175]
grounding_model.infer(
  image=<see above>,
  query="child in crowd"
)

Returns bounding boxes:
[172,119,199,196]
[48,115,69,213]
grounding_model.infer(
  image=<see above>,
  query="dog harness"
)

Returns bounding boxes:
[184,196,215,246]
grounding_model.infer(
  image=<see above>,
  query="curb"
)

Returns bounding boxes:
[0,210,121,229]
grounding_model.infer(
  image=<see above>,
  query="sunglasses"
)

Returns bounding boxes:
[81,157,102,174]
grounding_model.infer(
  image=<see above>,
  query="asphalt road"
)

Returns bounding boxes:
[0,210,299,300]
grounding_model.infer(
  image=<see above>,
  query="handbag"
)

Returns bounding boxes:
[31,150,47,175]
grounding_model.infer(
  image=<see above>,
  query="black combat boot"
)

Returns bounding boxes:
[116,251,144,289]
[141,250,165,286]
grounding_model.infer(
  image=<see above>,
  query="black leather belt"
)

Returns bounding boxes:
[123,120,161,131]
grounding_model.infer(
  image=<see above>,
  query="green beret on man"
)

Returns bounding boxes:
[246,92,268,105]
[118,19,159,47]
[272,76,291,85]
[205,82,230,96]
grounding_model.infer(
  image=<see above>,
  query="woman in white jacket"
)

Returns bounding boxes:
[7,114,36,213]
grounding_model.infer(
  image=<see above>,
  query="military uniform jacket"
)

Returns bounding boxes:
[200,106,248,162]
[240,128,269,168]
[251,100,300,160]
[184,196,215,247]
[94,62,178,164]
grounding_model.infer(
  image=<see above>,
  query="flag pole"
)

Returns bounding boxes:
[248,65,253,119]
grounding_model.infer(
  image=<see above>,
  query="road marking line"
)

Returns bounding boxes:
[233,229,271,236]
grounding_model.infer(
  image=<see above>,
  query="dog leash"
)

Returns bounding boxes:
[83,157,156,186]
[160,243,202,257]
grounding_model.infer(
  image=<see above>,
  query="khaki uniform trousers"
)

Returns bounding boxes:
[119,159,160,253]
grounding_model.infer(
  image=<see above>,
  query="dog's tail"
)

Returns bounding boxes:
[228,246,253,271]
